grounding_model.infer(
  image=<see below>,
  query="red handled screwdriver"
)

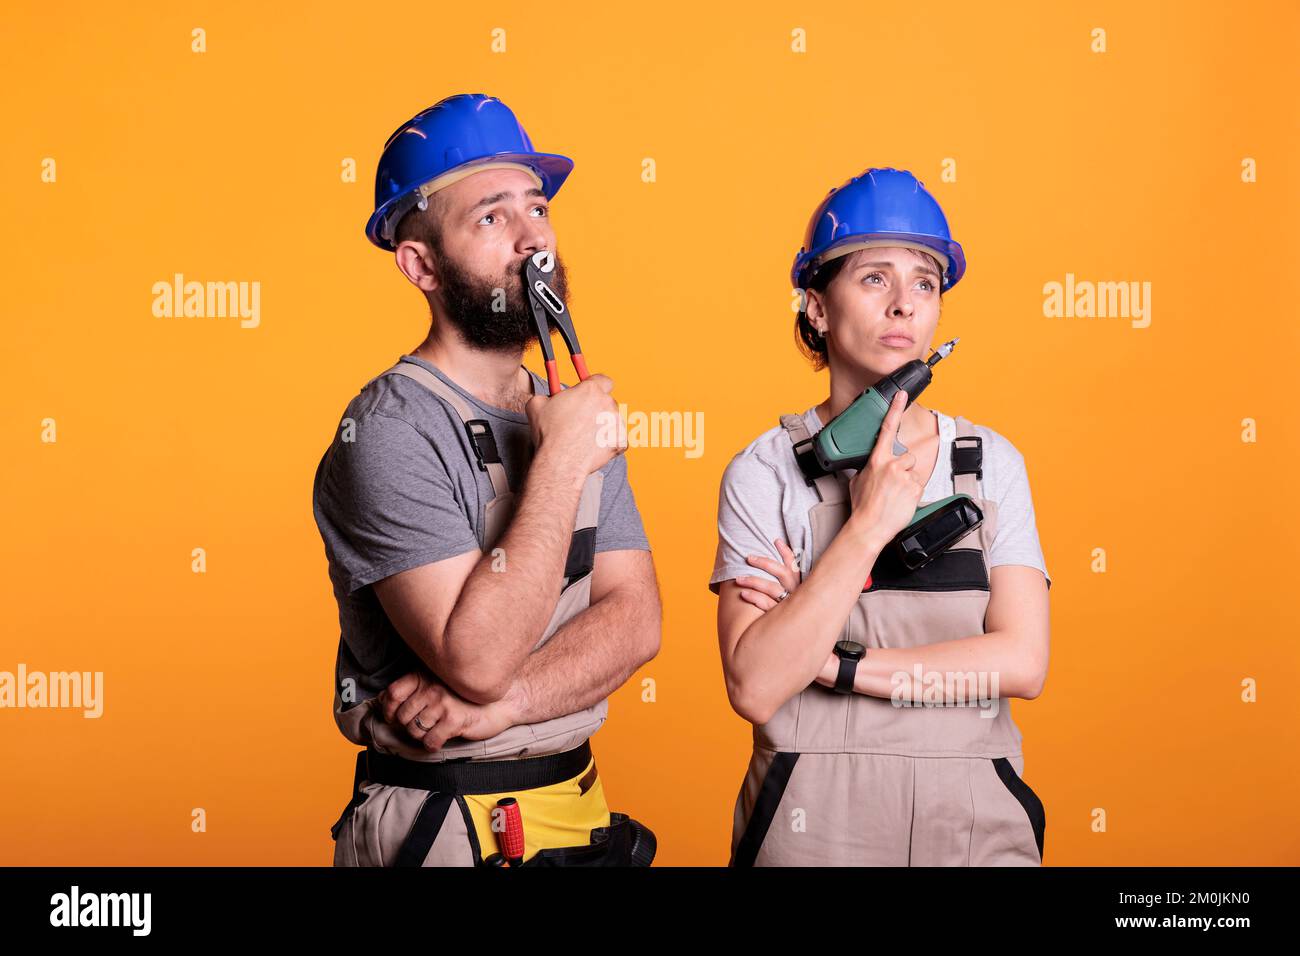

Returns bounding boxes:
[495,797,526,867]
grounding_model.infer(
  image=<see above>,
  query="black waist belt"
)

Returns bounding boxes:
[363,740,592,795]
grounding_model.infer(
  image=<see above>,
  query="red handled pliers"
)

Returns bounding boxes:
[524,249,590,395]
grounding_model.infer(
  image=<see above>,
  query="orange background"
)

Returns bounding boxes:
[2,0,1297,865]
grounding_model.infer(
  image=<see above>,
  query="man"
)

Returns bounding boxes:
[312,94,661,867]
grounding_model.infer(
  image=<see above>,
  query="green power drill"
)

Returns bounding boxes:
[797,338,984,571]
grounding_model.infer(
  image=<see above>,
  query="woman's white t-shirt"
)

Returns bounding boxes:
[709,406,1051,593]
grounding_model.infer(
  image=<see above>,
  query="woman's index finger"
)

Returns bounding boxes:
[874,389,908,457]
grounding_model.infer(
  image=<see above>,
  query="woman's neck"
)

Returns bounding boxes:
[815,375,937,447]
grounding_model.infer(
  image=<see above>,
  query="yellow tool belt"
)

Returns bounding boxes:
[463,754,609,864]
[334,741,651,866]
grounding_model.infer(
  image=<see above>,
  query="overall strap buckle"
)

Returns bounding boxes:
[792,437,827,485]
[464,419,502,471]
[951,435,983,481]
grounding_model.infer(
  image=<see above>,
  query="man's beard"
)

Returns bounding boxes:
[433,246,570,354]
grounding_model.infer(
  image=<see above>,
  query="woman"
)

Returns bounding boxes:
[709,167,1052,866]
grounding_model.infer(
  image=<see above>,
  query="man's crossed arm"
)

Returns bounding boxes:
[373,545,660,750]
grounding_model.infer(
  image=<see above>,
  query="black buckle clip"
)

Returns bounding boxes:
[950,436,983,481]
[464,419,501,471]
[792,436,827,485]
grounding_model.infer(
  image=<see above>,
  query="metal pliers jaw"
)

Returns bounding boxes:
[524,249,589,395]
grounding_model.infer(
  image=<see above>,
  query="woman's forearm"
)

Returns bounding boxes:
[814,629,1045,701]
[729,513,888,719]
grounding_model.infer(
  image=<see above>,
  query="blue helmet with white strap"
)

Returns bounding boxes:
[365,94,574,251]
[791,167,965,292]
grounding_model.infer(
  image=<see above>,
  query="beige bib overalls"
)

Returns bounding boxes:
[729,412,1046,867]
[330,360,614,866]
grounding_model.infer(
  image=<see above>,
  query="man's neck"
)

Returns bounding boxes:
[411,333,534,413]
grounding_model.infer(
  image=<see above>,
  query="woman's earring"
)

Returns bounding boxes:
[817,327,826,338]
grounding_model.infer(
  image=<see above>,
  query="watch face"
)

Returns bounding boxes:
[834,640,866,660]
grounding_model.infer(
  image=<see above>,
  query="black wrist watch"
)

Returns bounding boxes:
[832,640,866,695]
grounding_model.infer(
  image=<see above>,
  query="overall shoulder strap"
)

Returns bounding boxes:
[951,416,984,498]
[371,361,511,500]
[780,413,845,504]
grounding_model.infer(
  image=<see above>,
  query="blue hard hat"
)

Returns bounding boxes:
[790,167,966,292]
[365,93,574,251]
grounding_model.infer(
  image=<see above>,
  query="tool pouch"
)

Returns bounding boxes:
[517,813,657,867]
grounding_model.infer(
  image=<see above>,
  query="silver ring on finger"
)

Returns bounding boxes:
[777,589,789,602]
[413,715,432,732]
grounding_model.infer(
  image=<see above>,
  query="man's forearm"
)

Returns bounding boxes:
[500,586,660,725]
[442,448,587,685]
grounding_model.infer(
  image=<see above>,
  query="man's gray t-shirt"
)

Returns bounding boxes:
[710,405,1050,593]
[313,354,651,704]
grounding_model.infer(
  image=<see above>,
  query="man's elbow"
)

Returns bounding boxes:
[611,579,661,670]
[636,633,661,672]
[435,633,516,704]
[440,661,512,705]
[637,603,663,667]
